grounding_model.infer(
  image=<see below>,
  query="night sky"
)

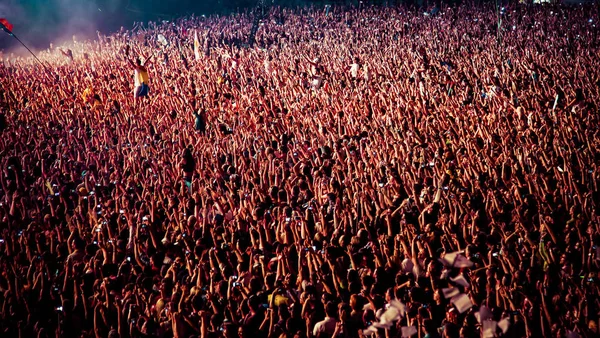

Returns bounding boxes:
[0,0,261,51]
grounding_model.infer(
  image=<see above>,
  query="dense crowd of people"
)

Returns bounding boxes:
[1,2,600,337]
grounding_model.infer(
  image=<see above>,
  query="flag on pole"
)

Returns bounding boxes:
[194,30,200,61]
[0,17,47,70]
[0,18,14,34]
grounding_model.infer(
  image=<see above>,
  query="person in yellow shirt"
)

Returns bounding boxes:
[81,85,94,104]
[128,54,154,101]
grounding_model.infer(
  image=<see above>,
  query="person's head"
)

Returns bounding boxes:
[385,287,395,302]
[136,58,142,66]
[276,303,290,319]
[248,295,261,313]
[108,329,120,338]
[362,274,375,290]
[349,281,361,295]
[265,272,276,289]
[357,229,369,245]
[423,318,436,333]
[72,237,85,251]
[443,321,459,338]
[589,320,598,335]
[182,147,193,159]
[349,294,363,311]
[325,301,337,318]
[277,189,288,203]
[347,269,359,284]
[338,302,351,322]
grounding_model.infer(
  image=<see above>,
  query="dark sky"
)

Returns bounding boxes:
[1,0,113,50]
[0,0,257,51]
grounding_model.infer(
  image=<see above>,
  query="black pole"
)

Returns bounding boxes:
[1,22,48,71]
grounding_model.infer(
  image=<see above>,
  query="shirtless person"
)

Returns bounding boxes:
[128,54,154,102]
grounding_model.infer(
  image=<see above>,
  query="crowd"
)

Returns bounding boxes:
[1,2,600,338]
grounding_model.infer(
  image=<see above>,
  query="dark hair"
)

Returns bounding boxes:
[423,319,436,333]
[248,295,261,312]
[325,302,337,318]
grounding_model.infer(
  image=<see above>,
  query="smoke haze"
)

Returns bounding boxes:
[0,0,126,52]
[0,0,308,53]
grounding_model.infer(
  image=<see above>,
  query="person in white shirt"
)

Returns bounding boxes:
[311,74,323,89]
[264,54,273,75]
[363,62,371,81]
[313,302,338,337]
[349,57,360,78]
